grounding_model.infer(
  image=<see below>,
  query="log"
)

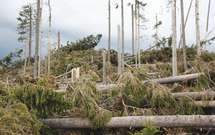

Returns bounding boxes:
[40,115,215,129]
[98,73,202,92]
[55,70,73,79]
[172,91,215,100]
[194,101,215,107]
[143,73,202,84]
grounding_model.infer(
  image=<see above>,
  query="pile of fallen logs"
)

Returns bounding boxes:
[41,72,215,130]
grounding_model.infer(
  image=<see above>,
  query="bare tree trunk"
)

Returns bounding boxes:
[137,2,140,68]
[121,0,124,72]
[38,0,43,78]
[58,31,60,58]
[118,25,121,74]
[178,0,193,49]
[98,73,202,92]
[195,0,201,56]
[28,6,32,65]
[103,51,106,85]
[156,13,158,50]
[172,91,215,100]
[108,0,111,63]
[205,0,211,50]
[40,115,215,129]
[48,0,51,73]
[131,4,134,56]
[180,0,188,71]
[135,0,137,68]
[24,39,28,75]
[34,0,40,78]
[172,0,177,77]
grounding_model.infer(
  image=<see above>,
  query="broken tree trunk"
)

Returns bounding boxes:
[172,91,215,100]
[98,73,202,92]
[40,115,215,129]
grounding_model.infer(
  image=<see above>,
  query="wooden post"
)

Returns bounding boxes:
[91,55,93,63]
[172,0,177,77]
[118,25,121,74]
[195,0,201,56]
[58,31,60,58]
[103,51,106,85]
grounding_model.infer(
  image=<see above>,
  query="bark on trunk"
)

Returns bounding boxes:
[24,39,28,75]
[108,0,111,63]
[131,4,134,56]
[40,115,215,129]
[28,6,32,65]
[178,0,193,49]
[48,0,51,73]
[58,31,60,59]
[180,0,188,71]
[103,51,106,85]
[98,73,202,92]
[118,25,121,74]
[172,0,177,77]
[172,91,215,100]
[38,0,43,77]
[194,101,215,107]
[195,0,201,56]
[121,0,124,72]
[137,2,140,68]
[204,0,211,50]
[34,0,40,77]
[156,13,158,50]
[135,0,137,68]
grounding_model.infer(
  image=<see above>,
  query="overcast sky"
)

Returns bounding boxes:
[0,0,214,59]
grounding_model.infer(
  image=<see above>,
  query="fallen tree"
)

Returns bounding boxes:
[40,115,215,129]
[172,91,215,100]
[99,73,203,92]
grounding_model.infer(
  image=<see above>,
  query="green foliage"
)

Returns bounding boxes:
[129,119,161,135]
[12,84,73,118]
[0,103,44,135]
[17,4,35,42]
[61,34,102,53]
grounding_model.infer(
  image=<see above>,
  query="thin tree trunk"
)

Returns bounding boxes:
[58,31,60,58]
[131,4,134,55]
[180,0,188,71]
[205,0,211,50]
[156,13,158,50]
[48,0,51,73]
[118,25,121,74]
[135,0,137,68]
[38,0,43,77]
[24,39,28,75]
[40,115,215,129]
[28,6,32,65]
[121,0,124,72]
[34,0,40,78]
[195,0,201,56]
[138,2,140,68]
[103,51,106,85]
[178,0,193,49]
[108,0,111,63]
[172,0,177,77]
